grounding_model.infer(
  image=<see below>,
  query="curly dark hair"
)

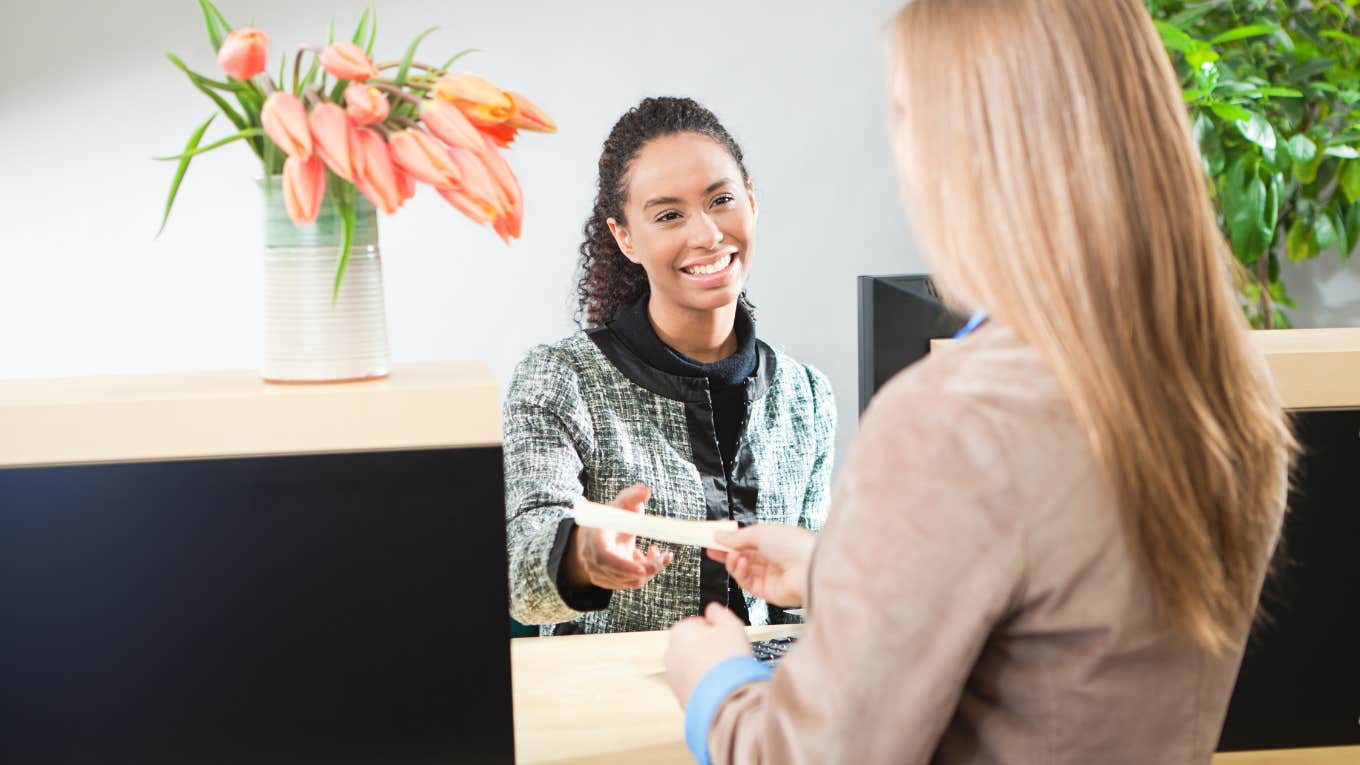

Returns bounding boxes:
[575,96,754,327]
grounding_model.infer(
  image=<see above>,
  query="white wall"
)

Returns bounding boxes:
[4,0,1358,464]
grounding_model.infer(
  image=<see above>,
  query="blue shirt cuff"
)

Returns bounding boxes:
[684,655,773,765]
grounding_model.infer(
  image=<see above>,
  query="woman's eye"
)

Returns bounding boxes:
[656,211,681,223]
[712,194,735,207]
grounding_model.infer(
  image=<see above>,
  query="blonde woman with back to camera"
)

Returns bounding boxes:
[662,0,1296,763]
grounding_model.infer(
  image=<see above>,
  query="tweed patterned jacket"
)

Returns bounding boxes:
[504,326,835,635]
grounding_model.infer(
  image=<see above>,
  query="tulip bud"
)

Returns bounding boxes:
[217,28,268,81]
[440,145,505,225]
[282,155,326,226]
[320,41,381,82]
[308,102,357,183]
[261,92,312,160]
[506,92,556,133]
[432,72,515,127]
[419,99,486,153]
[389,129,462,188]
[478,122,518,149]
[352,128,402,214]
[344,83,389,126]
[479,145,523,240]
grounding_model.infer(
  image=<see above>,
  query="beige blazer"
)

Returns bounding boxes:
[708,323,1285,764]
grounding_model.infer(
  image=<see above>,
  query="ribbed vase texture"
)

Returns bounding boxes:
[259,177,390,383]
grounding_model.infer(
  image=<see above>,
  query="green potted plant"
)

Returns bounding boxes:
[1148,0,1360,328]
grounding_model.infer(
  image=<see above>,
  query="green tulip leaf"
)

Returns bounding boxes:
[396,26,439,87]
[153,127,264,161]
[157,113,217,238]
[439,48,480,74]
[166,53,249,134]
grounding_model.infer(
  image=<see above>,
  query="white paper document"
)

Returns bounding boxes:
[570,498,738,551]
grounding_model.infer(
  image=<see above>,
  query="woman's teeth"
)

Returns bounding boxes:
[684,253,732,275]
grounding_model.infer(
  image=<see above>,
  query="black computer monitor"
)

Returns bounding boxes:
[0,447,514,764]
[857,274,967,412]
[857,273,1360,752]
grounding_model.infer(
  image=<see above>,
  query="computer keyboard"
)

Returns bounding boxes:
[751,636,798,666]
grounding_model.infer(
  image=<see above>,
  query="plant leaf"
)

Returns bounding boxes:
[1345,202,1360,261]
[1156,21,1194,53]
[332,180,356,306]
[198,0,227,53]
[1210,25,1280,45]
[1288,134,1318,163]
[1323,144,1360,158]
[154,127,264,161]
[365,0,378,56]
[157,113,217,238]
[1250,86,1304,98]
[1171,0,1230,27]
[438,47,479,73]
[396,26,439,87]
[1286,216,1314,262]
[1210,103,1252,122]
[1313,209,1338,250]
[166,52,249,133]
[351,7,369,46]
[1235,111,1277,160]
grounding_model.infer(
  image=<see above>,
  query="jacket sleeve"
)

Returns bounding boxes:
[503,345,611,626]
[704,388,1025,764]
[798,365,836,532]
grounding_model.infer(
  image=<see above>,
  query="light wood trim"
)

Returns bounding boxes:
[510,626,1358,764]
[0,362,501,467]
[1214,747,1360,764]
[511,625,795,765]
[931,328,1360,410]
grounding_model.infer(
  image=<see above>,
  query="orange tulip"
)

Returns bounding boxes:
[217,28,268,81]
[282,155,326,226]
[506,92,556,133]
[438,146,506,227]
[261,92,312,160]
[352,128,402,214]
[320,41,381,82]
[389,129,462,188]
[397,169,416,203]
[308,102,357,183]
[478,121,518,149]
[437,186,495,225]
[432,72,516,128]
[419,99,486,153]
[480,145,523,241]
[344,83,389,126]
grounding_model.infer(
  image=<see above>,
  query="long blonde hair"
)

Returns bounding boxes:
[891,0,1293,652]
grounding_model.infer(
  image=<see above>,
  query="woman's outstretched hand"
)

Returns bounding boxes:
[709,524,816,608]
[562,484,674,590]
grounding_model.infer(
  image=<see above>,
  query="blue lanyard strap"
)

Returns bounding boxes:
[953,310,988,339]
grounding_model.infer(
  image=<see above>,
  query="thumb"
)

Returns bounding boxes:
[704,602,743,627]
[613,483,651,514]
[714,524,760,551]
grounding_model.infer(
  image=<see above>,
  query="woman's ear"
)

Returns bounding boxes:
[746,178,758,220]
[607,217,640,264]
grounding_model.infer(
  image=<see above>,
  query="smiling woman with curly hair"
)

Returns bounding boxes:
[501,96,835,637]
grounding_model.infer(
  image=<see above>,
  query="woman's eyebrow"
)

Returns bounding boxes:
[642,179,737,210]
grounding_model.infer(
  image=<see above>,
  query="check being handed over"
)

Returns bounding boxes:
[570,498,738,552]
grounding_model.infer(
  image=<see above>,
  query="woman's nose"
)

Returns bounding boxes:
[689,212,724,249]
